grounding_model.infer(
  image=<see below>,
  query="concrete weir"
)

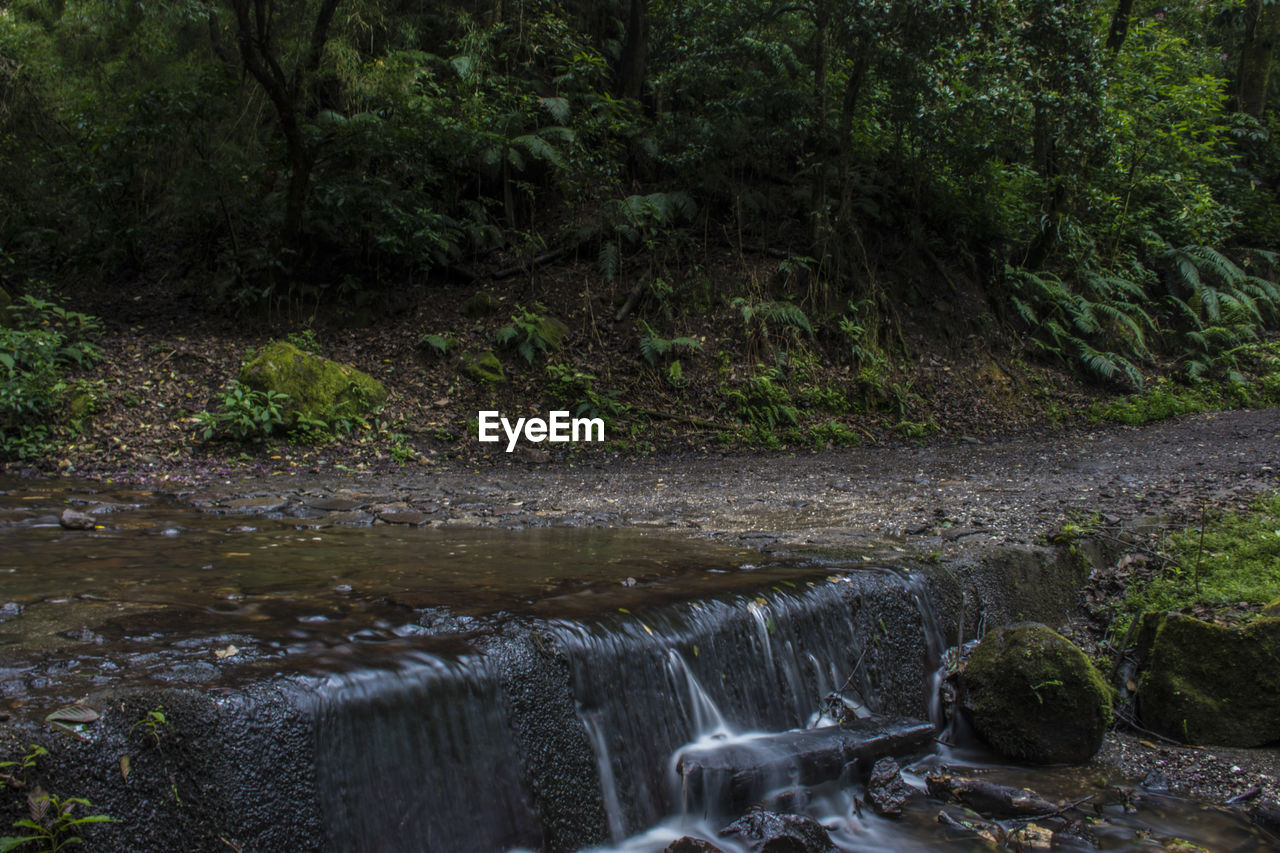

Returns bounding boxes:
[1,541,1089,852]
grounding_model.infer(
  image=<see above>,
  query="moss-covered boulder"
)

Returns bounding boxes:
[238,341,386,425]
[960,623,1112,764]
[460,350,505,383]
[1262,597,1280,618]
[1136,612,1280,747]
[460,291,498,319]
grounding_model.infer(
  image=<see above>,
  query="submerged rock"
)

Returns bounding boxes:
[59,508,96,530]
[959,623,1111,764]
[665,838,725,853]
[1136,612,1280,746]
[718,809,834,852]
[238,340,387,426]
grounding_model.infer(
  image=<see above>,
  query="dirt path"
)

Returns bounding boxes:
[134,407,1280,555]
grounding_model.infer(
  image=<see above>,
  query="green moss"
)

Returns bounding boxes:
[1137,613,1280,746]
[460,350,505,384]
[1117,493,1280,632]
[535,315,569,352]
[961,623,1112,764]
[237,340,386,426]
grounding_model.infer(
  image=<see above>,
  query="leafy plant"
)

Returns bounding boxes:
[545,363,629,424]
[0,746,47,790]
[1007,266,1151,388]
[0,791,115,853]
[132,706,171,749]
[637,319,701,389]
[283,329,322,355]
[730,297,813,363]
[417,333,458,358]
[0,296,102,459]
[496,305,561,364]
[194,381,289,441]
[720,367,798,431]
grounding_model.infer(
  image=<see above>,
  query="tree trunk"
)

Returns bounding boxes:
[1233,1,1280,118]
[1105,0,1134,53]
[211,0,342,264]
[616,0,648,101]
[809,2,830,262]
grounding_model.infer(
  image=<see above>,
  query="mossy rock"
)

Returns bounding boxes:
[960,623,1112,764]
[460,291,499,319]
[1136,612,1280,747]
[238,341,386,425]
[1262,597,1280,618]
[460,350,505,384]
[535,315,569,351]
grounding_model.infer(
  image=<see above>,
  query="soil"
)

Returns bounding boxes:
[19,265,1104,480]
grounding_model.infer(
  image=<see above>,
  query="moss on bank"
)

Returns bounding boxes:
[1116,493,1280,633]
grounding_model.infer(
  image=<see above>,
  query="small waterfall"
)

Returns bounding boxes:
[308,650,542,853]
[581,709,628,843]
[553,570,937,839]
[906,571,950,730]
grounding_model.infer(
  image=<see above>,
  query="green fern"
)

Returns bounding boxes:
[637,320,703,366]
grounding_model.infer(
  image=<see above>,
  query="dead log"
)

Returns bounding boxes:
[925,774,1058,819]
[677,716,934,813]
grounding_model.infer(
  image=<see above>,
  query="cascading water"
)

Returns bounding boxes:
[549,569,939,841]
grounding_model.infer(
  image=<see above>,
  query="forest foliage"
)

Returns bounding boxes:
[3,0,1280,390]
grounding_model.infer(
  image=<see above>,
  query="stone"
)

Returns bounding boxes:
[59,508,96,530]
[307,496,368,512]
[460,290,499,319]
[865,757,914,817]
[1135,612,1280,746]
[378,511,431,526]
[1262,596,1280,618]
[460,350,505,384]
[959,623,1111,764]
[238,340,386,426]
[665,838,724,853]
[718,809,834,853]
[222,496,289,513]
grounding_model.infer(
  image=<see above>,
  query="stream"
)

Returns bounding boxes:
[0,478,1274,851]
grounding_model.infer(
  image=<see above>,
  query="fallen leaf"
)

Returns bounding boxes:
[45,703,100,725]
[215,645,239,660]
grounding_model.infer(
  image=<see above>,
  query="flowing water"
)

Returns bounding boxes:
[0,479,1273,852]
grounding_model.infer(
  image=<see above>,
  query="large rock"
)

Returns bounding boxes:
[1136,612,1280,746]
[717,809,834,853]
[238,341,386,426]
[960,623,1111,764]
